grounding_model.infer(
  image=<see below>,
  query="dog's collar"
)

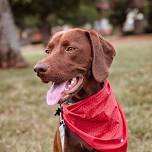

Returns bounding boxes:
[54,97,76,116]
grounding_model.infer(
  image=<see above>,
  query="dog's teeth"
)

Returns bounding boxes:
[71,80,75,84]
[71,78,76,84]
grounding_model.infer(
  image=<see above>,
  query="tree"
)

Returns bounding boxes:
[10,0,97,44]
[145,0,152,32]
[109,0,128,29]
[0,0,27,68]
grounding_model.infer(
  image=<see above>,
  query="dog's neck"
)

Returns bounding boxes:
[72,77,104,102]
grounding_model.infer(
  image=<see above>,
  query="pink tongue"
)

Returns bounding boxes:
[46,81,67,105]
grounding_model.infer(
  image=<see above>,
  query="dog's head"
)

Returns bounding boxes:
[34,28,115,105]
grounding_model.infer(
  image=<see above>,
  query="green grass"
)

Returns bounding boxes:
[0,42,152,152]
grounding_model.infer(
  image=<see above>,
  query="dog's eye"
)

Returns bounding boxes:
[45,49,50,54]
[65,47,75,52]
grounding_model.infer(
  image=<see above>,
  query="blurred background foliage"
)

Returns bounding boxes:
[9,0,152,32]
[0,0,152,68]
[145,0,152,32]
[9,0,97,29]
[109,0,128,29]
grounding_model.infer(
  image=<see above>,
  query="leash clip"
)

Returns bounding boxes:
[54,107,61,116]
[54,105,65,126]
[60,120,65,126]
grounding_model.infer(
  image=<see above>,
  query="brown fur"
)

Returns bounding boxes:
[34,28,116,152]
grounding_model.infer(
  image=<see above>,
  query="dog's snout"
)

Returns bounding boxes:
[34,63,48,73]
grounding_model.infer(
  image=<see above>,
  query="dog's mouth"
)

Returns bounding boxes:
[46,74,84,105]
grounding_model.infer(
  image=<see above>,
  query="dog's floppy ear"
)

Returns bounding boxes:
[86,30,116,83]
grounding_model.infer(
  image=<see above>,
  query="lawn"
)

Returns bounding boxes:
[0,41,152,152]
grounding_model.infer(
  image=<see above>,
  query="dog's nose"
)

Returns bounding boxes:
[34,63,48,73]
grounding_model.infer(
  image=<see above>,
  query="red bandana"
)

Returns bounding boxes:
[63,81,128,152]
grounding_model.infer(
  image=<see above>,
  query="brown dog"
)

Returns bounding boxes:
[34,28,127,152]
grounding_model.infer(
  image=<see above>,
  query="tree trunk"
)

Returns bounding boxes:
[0,0,27,68]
